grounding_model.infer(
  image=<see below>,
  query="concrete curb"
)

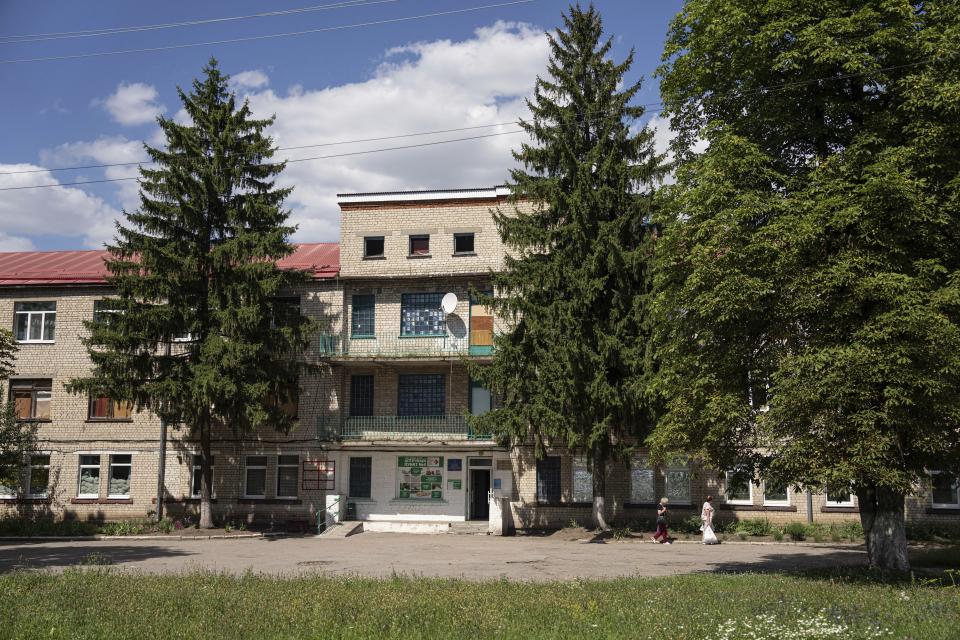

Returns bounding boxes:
[0,532,292,543]
[576,538,866,548]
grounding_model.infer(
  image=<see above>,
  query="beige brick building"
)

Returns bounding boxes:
[1,186,957,532]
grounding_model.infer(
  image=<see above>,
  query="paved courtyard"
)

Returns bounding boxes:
[0,534,867,580]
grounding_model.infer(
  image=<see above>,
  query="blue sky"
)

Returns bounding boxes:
[0,0,684,251]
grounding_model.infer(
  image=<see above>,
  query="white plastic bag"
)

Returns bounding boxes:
[702,524,719,545]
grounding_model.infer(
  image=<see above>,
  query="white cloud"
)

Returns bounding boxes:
[96,82,166,126]
[231,69,269,91]
[240,20,548,242]
[42,135,147,212]
[0,164,122,249]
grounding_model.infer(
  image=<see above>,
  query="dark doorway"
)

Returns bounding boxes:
[469,468,491,520]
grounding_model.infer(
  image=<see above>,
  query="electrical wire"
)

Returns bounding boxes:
[0,0,537,65]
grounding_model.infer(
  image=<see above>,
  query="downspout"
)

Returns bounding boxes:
[806,489,814,524]
[155,341,171,522]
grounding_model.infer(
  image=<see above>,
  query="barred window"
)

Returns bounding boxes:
[351,295,375,337]
[400,293,445,336]
[536,456,561,503]
[350,375,374,417]
[397,374,445,417]
[349,457,372,499]
[630,456,656,504]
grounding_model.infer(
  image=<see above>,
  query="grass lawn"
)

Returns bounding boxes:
[0,569,957,639]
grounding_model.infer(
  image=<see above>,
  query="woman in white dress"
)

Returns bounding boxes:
[701,495,719,544]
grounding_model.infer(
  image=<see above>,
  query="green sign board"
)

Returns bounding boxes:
[397,456,444,500]
[398,456,443,467]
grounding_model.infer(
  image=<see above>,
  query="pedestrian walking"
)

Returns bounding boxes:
[701,495,719,544]
[651,497,671,544]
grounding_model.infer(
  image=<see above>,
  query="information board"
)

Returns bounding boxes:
[397,456,444,499]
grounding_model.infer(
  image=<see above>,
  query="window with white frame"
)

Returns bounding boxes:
[244,456,267,498]
[762,477,790,506]
[665,460,692,504]
[77,455,100,498]
[630,456,656,504]
[277,454,299,498]
[825,486,854,507]
[13,301,56,343]
[190,455,215,498]
[28,454,50,497]
[725,467,753,504]
[108,454,132,498]
[572,456,592,503]
[93,299,123,327]
[931,472,959,508]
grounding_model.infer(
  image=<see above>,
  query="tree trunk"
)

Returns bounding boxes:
[857,484,909,572]
[592,453,609,531]
[198,414,214,529]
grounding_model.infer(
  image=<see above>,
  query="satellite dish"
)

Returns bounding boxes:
[441,293,458,315]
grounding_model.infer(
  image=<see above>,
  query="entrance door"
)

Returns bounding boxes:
[469,469,491,520]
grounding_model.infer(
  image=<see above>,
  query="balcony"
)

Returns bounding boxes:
[317,332,493,360]
[317,415,492,441]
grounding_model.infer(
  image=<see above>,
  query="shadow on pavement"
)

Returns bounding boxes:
[701,545,867,575]
[0,543,194,573]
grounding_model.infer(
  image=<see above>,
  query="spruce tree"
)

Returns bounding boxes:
[68,59,317,529]
[472,4,663,529]
[652,1,960,570]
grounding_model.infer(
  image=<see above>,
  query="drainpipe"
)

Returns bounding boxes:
[806,489,814,524]
[155,341,171,522]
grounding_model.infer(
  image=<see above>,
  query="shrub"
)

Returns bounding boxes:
[0,516,98,537]
[906,522,960,542]
[784,522,807,541]
[675,516,704,535]
[772,528,784,541]
[737,532,747,541]
[612,526,630,540]
[733,518,774,537]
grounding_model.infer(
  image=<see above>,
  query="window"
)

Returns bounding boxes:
[665,461,692,504]
[350,375,374,417]
[725,467,753,504]
[14,301,56,343]
[0,473,14,498]
[763,478,790,506]
[191,455,215,498]
[409,234,430,256]
[536,456,561,503]
[28,454,50,498]
[453,233,475,254]
[93,299,123,327]
[469,378,493,416]
[351,294,375,337]
[173,332,194,343]
[825,486,854,507]
[400,293,445,336]
[88,395,133,420]
[270,297,301,329]
[77,455,100,498]
[572,455,592,503]
[363,236,385,258]
[931,472,959,508]
[244,456,267,498]
[398,374,445,416]
[630,456,656,504]
[11,379,52,421]
[277,454,299,498]
[108,454,132,498]
[349,457,372,499]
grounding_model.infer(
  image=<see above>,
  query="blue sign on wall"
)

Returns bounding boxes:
[493,478,502,490]
[447,458,462,471]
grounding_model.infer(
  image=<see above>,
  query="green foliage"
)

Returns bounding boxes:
[905,522,960,543]
[733,519,775,537]
[785,523,808,542]
[772,529,784,542]
[0,329,16,381]
[0,330,33,496]
[66,59,318,527]
[0,517,99,537]
[651,0,960,569]
[1,571,956,639]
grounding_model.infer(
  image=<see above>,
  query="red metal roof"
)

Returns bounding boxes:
[0,243,339,286]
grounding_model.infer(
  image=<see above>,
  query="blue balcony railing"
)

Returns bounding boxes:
[317,415,491,441]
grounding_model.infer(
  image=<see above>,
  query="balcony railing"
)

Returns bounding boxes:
[317,415,491,441]
[317,332,493,359]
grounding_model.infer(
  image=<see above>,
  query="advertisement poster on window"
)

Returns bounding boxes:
[397,456,444,499]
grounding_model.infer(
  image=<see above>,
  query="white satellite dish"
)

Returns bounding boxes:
[441,292,458,315]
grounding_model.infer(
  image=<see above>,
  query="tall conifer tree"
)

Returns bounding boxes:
[472,4,663,529]
[69,60,316,528]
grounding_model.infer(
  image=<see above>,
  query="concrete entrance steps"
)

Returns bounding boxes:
[447,522,490,536]
[320,522,363,538]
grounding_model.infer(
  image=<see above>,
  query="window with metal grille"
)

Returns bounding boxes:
[409,234,430,255]
[350,375,374,416]
[398,374,445,416]
[536,456,561,503]
[400,293,445,336]
[349,457,372,498]
[351,294,375,337]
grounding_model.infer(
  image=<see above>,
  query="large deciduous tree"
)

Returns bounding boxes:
[0,329,36,498]
[651,1,960,570]
[472,4,663,530]
[69,59,317,529]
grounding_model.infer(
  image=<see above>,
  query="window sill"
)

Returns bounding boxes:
[71,498,132,505]
[927,506,960,514]
[350,335,376,340]
[238,498,303,505]
[821,506,858,513]
[16,419,52,424]
[152,497,219,504]
[452,252,477,257]
[718,504,797,512]
[389,498,447,504]
[407,254,432,259]
[86,419,135,423]
[15,341,55,345]
[0,497,51,505]
[362,255,386,260]
[398,334,446,339]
